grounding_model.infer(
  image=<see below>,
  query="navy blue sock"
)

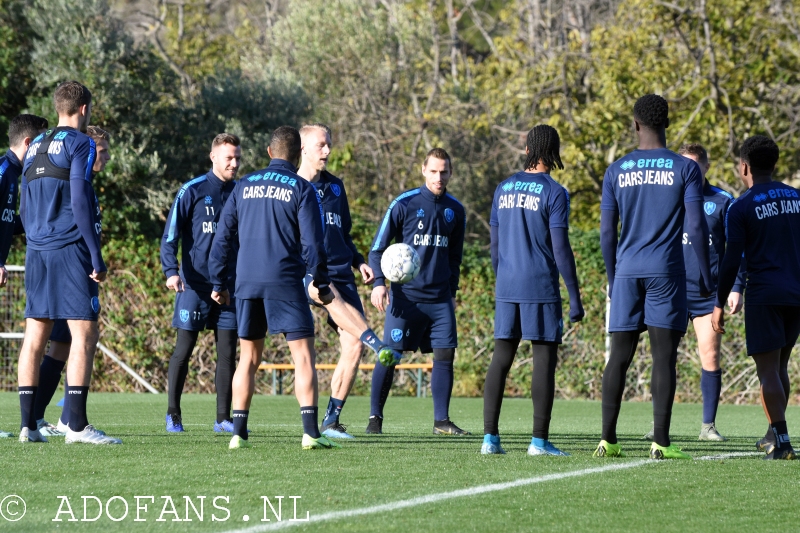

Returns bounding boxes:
[19,386,38,431]
[360,328,384,355]
[232,410,249,439]
[34,356,66,421]
[66,386,89,432]
[701,369,722,424]
[431,360,454,421]
[370,361,395,417]
[301,406,320,438]
[322,397,345,426]
[59,374,70,426]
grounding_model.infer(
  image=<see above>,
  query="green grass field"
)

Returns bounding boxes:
[0,393,798,532]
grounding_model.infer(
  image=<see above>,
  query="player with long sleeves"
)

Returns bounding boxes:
[713,136,800,460]
[160,133,241,433]
[18,81,120,445]
[595,94,713,460]
[482,125,584,456]
[0,114,49,439]
[208,126,338,450]
[367,148,467,436]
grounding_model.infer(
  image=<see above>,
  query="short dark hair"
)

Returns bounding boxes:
[633,94,669,130]
[8,114,48,147]
[678,143,708,165]
[86,125,110,143]
[211,133,240,150]
[423,147,451,170]
[269,126,301,161]
[524,124,564,171]
[54,81,92,117]
[740,135,779,174]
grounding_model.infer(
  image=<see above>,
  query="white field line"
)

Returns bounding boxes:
[220,451,761,533]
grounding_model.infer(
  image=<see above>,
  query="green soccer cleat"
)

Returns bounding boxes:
[763,445,796,460]
[378,347,401,366]
[593,440,625,457]
[650,442,691,460]
[229,435,252,449]
[302,434,342,450]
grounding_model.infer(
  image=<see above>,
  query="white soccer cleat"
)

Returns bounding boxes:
[56,419,69,434]
[37,418,65,437]
[19,427,48,443]
[65,425,122,445]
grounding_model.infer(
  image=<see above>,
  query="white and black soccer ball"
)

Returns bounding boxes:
[380,243,421,284]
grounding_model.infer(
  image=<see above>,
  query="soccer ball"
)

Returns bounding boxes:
[381,243,421,284]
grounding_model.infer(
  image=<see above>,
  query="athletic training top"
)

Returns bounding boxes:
[21,127,104,272]
[161,170,237,293]
[209,158,330,300]
[490,171,569,303]
[0,149,22,266]
[369,185,465,303]
[716,181,800,307]
[308,171,365,283]
[601,148,704,278]
[683,181,744,295]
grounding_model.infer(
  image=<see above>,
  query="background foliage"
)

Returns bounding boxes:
[1,0,799,402]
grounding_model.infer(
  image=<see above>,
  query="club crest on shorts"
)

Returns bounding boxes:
[331,184,341,196]
[204,195,213,206]
[91,297,100,314]
[391,328,403,343]
[444,208,454,223]
[180,309,190,323]
[704,201,716,215]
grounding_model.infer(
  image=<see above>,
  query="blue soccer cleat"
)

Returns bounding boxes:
[481,434,506,455]
[321,421,355,439]
[214,420,234,433]
[528,437,569,456]
[166,414,184,433]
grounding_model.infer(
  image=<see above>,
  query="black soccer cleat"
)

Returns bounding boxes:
[365,416,383,434]
[433,418,471,435]
[763,445,796,460]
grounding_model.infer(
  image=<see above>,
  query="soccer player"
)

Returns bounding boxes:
[18,81,120,444]
[642,143,744,443]
[209,126,339,450]
[160,133,241,433]
[0,114,49,439]
[595,94,713,460]
[297,123,398,440]
[367,148,467,435]
[712,136,799,460]
[482,125,584,456]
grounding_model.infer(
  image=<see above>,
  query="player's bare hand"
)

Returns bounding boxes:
[91,270,107,283]
[212,289,230,306]
[0,266,7,288]
[727,291,743,315]
[371,285,390,313]
[711,306,725,334]
[451,297,457,310]
[166,275,184,292]
[359,263,375,284]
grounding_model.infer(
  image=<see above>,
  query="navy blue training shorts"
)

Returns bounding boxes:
[304,274,364,330]
[609,275,687,333]
[50,320,72,343]
[236,298,314,341]
[494,301,563,343]
[25,240,99,321]
[744,304,800,355]
[172,287,237,331]
[383,296,457,352]
[687,291,715,321]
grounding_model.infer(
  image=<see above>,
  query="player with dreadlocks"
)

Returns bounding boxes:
[595,94,713,459]
[481,125,584,456]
